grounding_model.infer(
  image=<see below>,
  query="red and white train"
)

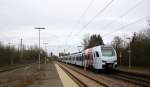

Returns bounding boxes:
[60,45,117,70]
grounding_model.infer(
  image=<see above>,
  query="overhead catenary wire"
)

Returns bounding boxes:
[120,0,143,18]
[68,0,95,38]
[64,0,95,50]
[74,0,114,36]
[102,0,144,30]
[77,0,95,24]
[66,0,148,49]
[66,0,114,46]
[102,14,150,38]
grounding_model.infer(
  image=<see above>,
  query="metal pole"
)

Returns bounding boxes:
[129,42,131,68]
[39,29,41,69]
[35,27,45,70]
[20,38,23,63]
[127,37,131,68]
[8,42,11,65]
[43,43,48,64]
[119,52,122,66]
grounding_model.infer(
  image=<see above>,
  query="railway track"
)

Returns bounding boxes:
[106,70,150,87]
[59,62,150,87]
[0,64,29,73]
[57,63,109,87]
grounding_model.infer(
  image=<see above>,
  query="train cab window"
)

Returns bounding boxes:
[79,56,81,61]
[79,56,80,61]
[96,51,99,57]
[101,47,115,56]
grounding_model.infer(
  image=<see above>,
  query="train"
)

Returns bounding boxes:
[59,45,117,70]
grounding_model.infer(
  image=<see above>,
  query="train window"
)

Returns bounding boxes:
[83,55,85,60]
[96,51,99,57]
[79,56,81,61]
[101,47,115,56]
[85,55,87,60]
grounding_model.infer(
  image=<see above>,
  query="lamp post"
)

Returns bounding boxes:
[35,27,45,70]
[43,43,48,64]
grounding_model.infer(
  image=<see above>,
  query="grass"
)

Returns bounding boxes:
[118,65,150,75]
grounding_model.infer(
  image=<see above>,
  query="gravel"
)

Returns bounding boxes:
[0,62,63,87]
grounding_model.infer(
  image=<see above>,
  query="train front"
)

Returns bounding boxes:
[101,46,117,69]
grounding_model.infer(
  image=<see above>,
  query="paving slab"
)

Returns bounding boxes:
[33,62,64,87]
[55,63,79,87]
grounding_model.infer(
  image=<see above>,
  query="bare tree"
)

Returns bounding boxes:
[111,36,123,49]
[82,34,104,49]
[82,34,90,49]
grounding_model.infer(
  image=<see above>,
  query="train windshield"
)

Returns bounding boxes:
[101,47,115,57]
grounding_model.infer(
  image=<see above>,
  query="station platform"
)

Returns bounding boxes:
[0,62,66,87]
[39,62,64,87]
[55,63,79,87]
[40,62,79,87]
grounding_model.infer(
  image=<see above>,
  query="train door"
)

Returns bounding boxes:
[83,53,87,68]
[93,51,102,69]
[82,53,84,66]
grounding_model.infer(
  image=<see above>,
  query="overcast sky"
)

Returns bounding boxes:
[0,0,150,55]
